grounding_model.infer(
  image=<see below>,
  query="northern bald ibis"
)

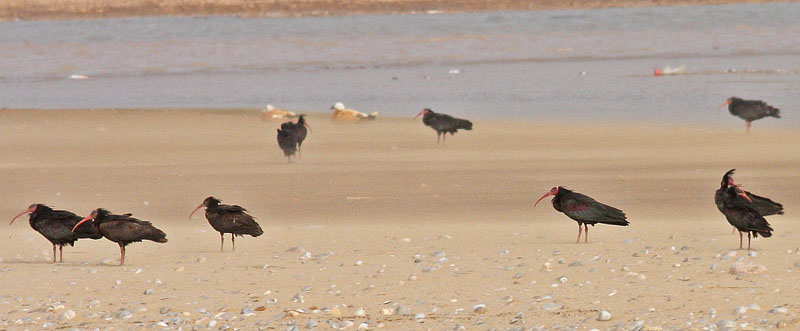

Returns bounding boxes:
[719,184,773,250]
[280,115,311,156]
[715,169,783,233]
[534,186,629,243]
[277,122,298,162]
[72,209,167,265]
[715,169,784,217]
[718,97,780,133]
[331,102,377,122]
[189,197,263,252]
[10,204,101,263]
[413,108,472,146]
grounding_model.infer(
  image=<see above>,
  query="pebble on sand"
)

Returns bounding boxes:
[729,262,767,275]
[473,304,486,314]
[598,310,612,321]
[60,310,76,320]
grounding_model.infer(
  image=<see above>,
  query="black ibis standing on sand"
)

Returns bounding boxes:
[72,208,167,265]
[277,123,297,162]
[292,115,310,155]
[189,196,263,252]
[715,169,784,217]
[715,169,783,233]
[280,115,311,156]
[413,108,472,146]
[718,97,780,133]
[10,204,102,263]
[534,186,629,243]
[719,184,773,250]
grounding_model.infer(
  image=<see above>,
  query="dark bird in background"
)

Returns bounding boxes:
[413,108,473,146]
[281,115,311,156]
[719,184,773,250]
[718,97,780,133]
[277,123,298,162]
[11,204,101,263]
[715,169,783,233]
[189,196,263,252]
[72,208,167,265]
[292,115,310,155]
[534,186,629,243]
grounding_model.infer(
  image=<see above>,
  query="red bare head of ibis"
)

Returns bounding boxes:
[717,98,733,111]
[534,186,560,207]
[189,196,221,220]
[10,204,38,225]
[72,209,99,232]
[413,108,432,121]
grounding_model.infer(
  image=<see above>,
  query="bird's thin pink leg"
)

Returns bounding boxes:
[436,133,441,146]
[59,245,64,263]
[52,244,57,263]
[442,133,446,146]
[119,244,126,265]
[584,224,589,243]
[738,231,743,250]
[576,224,583,243]
[746,122,751,134]
[231,234,236,251]
[220,232,225,252]
[747,232,752,250]
[731,226,736,234]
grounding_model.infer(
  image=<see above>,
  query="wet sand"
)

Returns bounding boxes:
[0,108,798,329]
[1,0,795,20]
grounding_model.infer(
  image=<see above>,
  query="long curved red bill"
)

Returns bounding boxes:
[188,205,203,220]
[72,215,92,232]
[10,210,29,225]
[733,185,752,202]
[534,192,553,207]
[717,100,731,111]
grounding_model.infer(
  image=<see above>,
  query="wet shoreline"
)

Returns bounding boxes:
[1,0,794,21]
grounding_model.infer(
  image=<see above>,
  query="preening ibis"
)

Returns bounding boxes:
[715,169,784,217]
[331,102,378,122]
[534,186,629,243]
[719,184,773,250]
[189,197,263,252]
[10,204,101,263]
[261,104,297,121]
[715,169,783,234]
[413,108,472,146]
[72,208,167,265]
[718,97,780,133]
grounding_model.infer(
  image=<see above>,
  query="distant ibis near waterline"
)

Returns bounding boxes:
[413,108,472,146]
[718,97,780,133]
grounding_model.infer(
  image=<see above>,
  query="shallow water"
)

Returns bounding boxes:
[0,3,798,126]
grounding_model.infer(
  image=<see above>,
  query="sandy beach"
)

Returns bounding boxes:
[0,108,798,329]
[1,0,796,20]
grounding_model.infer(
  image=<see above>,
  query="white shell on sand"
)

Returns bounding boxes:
[598,310,612,321]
